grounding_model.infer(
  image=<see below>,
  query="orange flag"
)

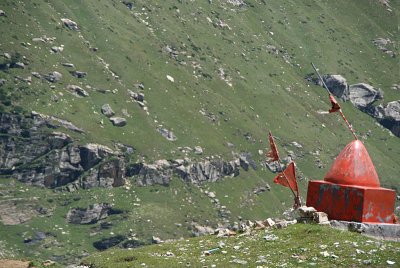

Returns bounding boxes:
[328,94,341,113]
[273,162,298,193]
[266,131,280,161]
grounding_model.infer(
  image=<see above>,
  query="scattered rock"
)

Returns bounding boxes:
[372,38,395,57]
[313,212,329,224]
[253,183,271,194]
[14,62,25,69]
[264,234,278,241]
[158,127,177,141]
[31,72,41,78]
[152,236,163,244]
[61,18,79,30]
[232,259,248,265]
[66,85,89,97]
[2,52,11,59]
[51,46,64,53]
[191,223,215,237]
[71,70,87,78]
[44,71,62,83]
[110,117,126,127]
[194,146,203,155]
[166,75,175,82]
[61,63,75,68]
[101,104,115,117]
[122,1,134,10]
[0,79,6,87]
[66,203,112,224]
[263,218,276,227]
[298,206,317,218]
[225,0,246,7]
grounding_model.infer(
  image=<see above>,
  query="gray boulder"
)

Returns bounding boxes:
[348,83,383,108]
[66,203,112,224]
[158,127,177,141]
[66,85,89,97]
[110,117,126,127]
[44,71,62,83]
[0,10,5,16]
[71,70,87,78]
[323,74,349,100]
[0,79,6,87]
[61,18,79,30]
[384,100,400,121]
[101,104,115,117]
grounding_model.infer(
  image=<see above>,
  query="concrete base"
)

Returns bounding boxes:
[330,220,400,242]
[306,180,396,223]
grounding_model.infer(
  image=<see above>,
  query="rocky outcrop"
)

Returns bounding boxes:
[0,113,125,189]
[312,74,399,136]
[66,203,113,224]
[126,157,245,186]
[1,113,254,189]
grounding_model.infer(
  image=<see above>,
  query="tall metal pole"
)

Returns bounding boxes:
[311,63,358,140]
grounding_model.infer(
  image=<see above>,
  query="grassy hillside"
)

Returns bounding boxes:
[83,223,400,267]
[0,0,399,265]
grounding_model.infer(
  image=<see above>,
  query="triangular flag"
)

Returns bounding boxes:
[273,162,298,193]
[328,94,341,113]
[266,131,280,161]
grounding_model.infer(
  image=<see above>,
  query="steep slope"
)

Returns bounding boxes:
[0,0,399,264]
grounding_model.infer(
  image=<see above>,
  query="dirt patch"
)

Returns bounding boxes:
[0,259,30,268]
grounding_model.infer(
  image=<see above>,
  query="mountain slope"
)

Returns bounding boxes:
[0,0,399,264]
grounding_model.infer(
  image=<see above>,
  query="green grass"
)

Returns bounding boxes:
[0,0,399,265]
[82,223,400,267]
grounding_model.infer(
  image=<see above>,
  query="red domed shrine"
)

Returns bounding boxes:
[306,140,396,223]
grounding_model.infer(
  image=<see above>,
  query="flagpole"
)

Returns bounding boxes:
[311,63,358,140]
[267,132,301,208]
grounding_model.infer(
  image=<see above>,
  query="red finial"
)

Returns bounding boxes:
[324,140,380,187]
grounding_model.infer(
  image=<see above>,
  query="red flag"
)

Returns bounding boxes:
[328,94,341,113]
[266,131,280,161]
[273,162,298,193]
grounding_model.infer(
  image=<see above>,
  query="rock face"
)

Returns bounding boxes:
[348,83,383,108]
[0,113,125,189]
[66,203,112,224]
[126,157,244,186]
[0,113,254,189]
